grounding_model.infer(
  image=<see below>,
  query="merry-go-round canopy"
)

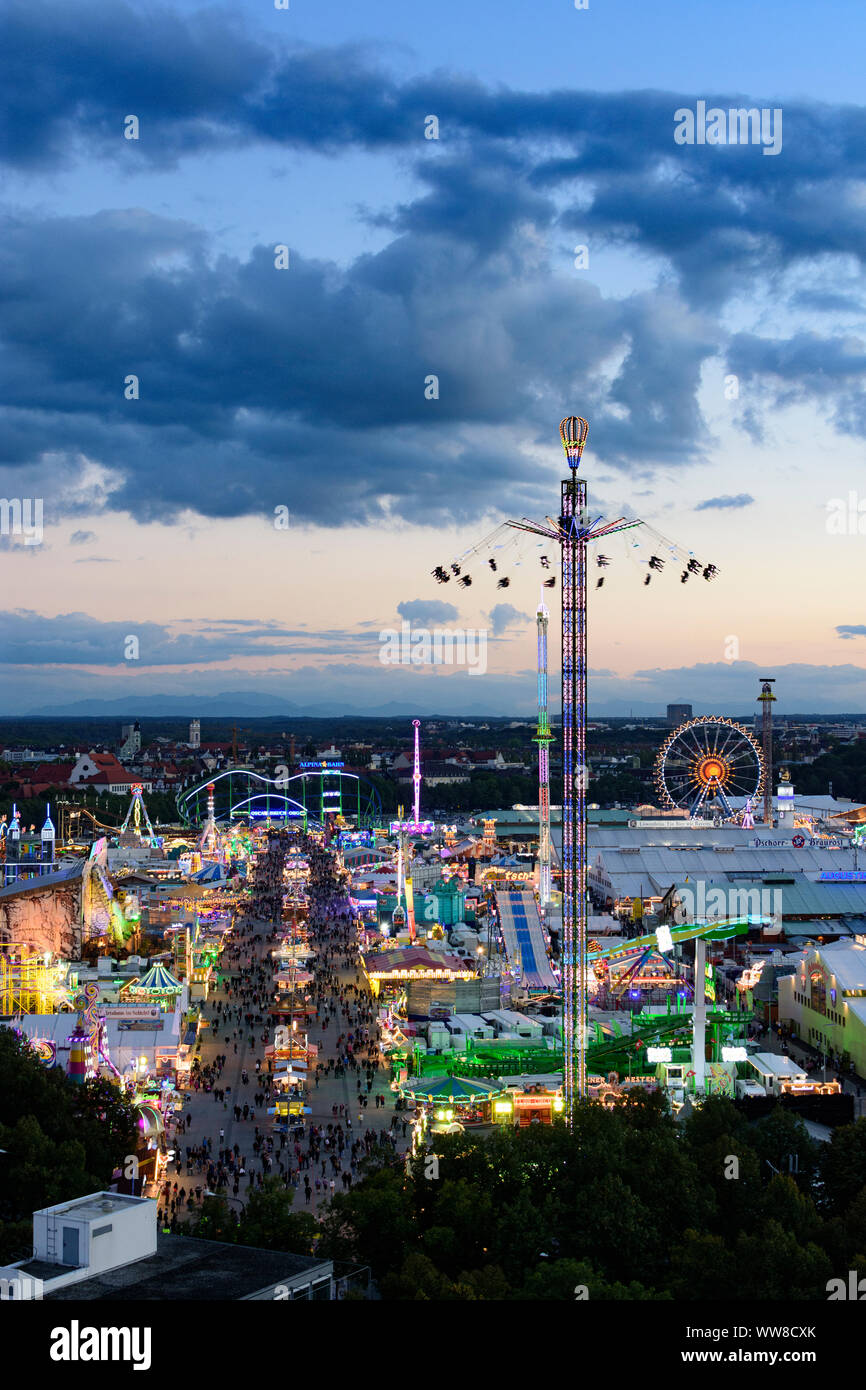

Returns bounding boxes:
[403,1074,505,1103]
[128,964,183,994]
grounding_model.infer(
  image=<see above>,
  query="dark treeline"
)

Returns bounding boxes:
[316,1094,866,1300]
[0,1031,138,1264]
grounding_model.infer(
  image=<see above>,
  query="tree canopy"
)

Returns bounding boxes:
[0,1028,138,1262]
[316,1096,866,1300]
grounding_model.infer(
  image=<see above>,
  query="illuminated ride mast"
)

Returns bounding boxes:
[412,718,422,827]
[431,417,716,1120]
[535,599,553,909]
[390,721,433,836]
[508,417,642,1120]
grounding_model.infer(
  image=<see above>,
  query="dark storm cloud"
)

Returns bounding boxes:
[370,147,558,255]
[0,206,716,523]
[0,1,271,169]
[2,4,865,520]
[4,1,866,307]
[727,331,866,436]
[728,332,866,394]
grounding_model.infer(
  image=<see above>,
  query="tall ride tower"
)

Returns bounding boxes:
[508,417,642,1120]
[758,678,776,826]
[412,719,422,827]
[534,599,553,908]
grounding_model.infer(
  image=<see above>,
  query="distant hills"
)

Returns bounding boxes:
[29,691,507,718]
[27,691,866,720]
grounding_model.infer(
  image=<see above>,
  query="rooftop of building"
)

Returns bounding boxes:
[43,1232,333,1301]
[0,861,83,899]
[41,1191,147,1221]
[668,877,866,919]
[796,937,866,990]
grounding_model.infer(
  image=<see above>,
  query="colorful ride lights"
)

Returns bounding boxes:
[560,415,590,467]
[493,1096,564,1116]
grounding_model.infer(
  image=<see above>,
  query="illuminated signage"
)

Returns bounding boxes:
[647,1047,672,1062]
[299,760,344,769]
[759,835,845,849]
[101,1005,162,1021]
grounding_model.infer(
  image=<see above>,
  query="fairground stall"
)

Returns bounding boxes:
[266,1029,317,1129]
[400,1073,506,1129]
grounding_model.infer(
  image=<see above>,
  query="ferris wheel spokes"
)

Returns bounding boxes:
[655,716,765,822]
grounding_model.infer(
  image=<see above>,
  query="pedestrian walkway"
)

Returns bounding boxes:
[154,829,413,1232]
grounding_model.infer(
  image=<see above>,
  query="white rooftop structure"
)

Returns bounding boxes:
[748,1052,809,1081]
[482,1009,544,1037]
[0,1191,155,1298]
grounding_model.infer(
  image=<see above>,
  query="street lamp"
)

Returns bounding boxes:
[203,1188,243,1211]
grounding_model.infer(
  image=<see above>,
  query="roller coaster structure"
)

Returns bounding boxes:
[176,766,383,830]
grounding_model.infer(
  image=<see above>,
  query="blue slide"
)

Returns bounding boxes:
[496,891,557,990]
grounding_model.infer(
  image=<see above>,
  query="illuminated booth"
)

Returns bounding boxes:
[401,1072,506,1127]
[363,945,476,999]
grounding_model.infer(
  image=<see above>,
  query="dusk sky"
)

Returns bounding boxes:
[1,0,865,715]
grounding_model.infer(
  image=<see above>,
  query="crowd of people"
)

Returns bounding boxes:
[156,826,410,1230]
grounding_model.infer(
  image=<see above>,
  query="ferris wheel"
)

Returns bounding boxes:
[654,716,764,821]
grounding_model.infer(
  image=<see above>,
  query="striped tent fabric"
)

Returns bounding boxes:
[135,964,183,993]
[405,1074,505,1101]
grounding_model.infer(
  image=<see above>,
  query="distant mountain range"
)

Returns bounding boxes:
[28,691,866,720]
[29,691,516,718]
